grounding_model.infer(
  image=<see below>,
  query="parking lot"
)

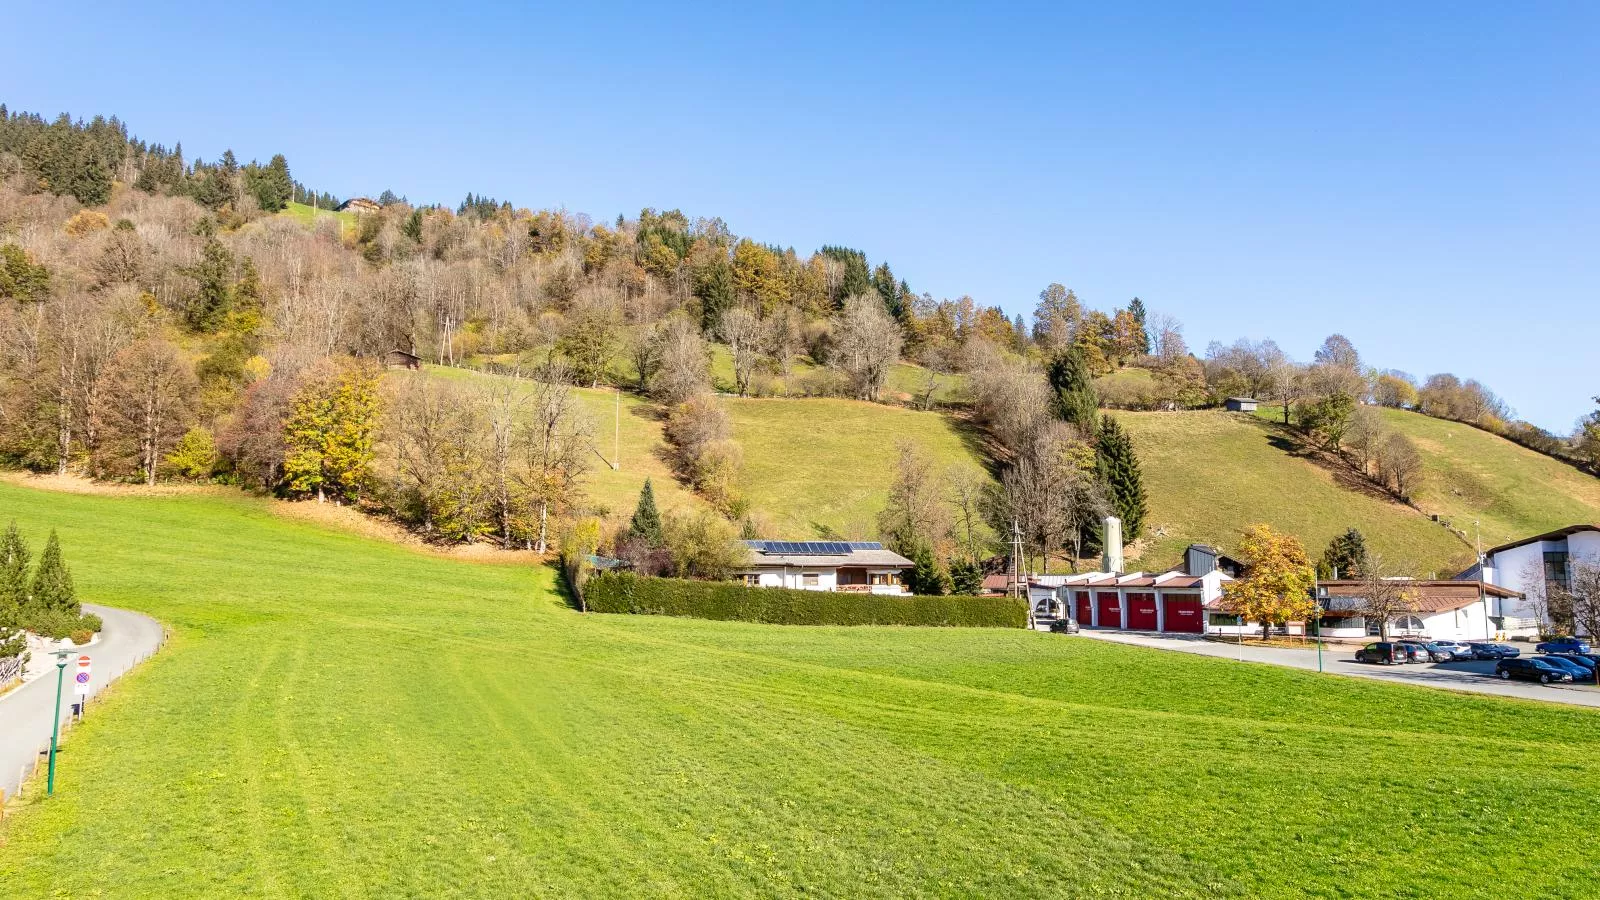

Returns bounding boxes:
[1076,630,1600,708]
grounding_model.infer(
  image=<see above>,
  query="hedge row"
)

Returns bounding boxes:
[583,571,1028,628]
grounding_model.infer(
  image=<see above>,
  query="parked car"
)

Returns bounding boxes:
[1539,654,1597,684]
[1049,617,1080,634]
[1426,640,1473,659]
[1467,642,1519,660]
[1355,642,1405,665]
[1407,640,1468,662]
[1535,637,1592,654]
[1395,643,1429,663]
[1496,658,1574,684]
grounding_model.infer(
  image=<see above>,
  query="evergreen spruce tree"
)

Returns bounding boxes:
[0,522,26,658]
[1127,297,1151,354]
[1318,528,1370,580]
[1047,347,1099,433]
[1095,415,1148,541]
[907,543,952,596]
[949,557,983,596]
[629,479,664,548]
[30,529,77,617]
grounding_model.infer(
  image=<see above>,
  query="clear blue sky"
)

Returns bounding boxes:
[5,2,1596,430]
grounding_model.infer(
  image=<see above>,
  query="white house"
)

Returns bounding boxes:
[1313,579,1519,641]
[735,541,913,594]
[1467,524,1600,635]
[1026,540,1233,634]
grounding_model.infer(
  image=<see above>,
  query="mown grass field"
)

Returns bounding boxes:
[1121,411,1471,573]
[1377,407,1600,548]
[724,396,988,538]
[0,480,1598,896]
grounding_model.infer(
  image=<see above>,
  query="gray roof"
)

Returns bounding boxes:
[740,540,912,569]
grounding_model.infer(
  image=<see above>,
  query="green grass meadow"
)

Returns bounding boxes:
[0,480,1598,896]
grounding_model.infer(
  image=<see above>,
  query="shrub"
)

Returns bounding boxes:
[585,571,1027,628]
[69,629,94,646]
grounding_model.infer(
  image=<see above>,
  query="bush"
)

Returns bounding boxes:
[69,629,94,646]
[584,571,1027,628]
[25,609,102,640]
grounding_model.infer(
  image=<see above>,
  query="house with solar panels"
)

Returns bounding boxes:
[737,541,915,594]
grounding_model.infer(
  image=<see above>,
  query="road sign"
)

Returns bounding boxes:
[73,654,91,696]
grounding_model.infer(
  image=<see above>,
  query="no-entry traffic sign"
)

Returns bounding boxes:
[73,654,91,696]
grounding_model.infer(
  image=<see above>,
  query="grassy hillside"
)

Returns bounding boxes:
[2,481,1599,896]
[1120,411,1471,574]
[724,396,988,538]
[412,366,708,520]
[1379,407,1600,548]
[280,200,355,231]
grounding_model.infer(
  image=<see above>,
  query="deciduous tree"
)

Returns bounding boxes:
[1221,524,1317,640]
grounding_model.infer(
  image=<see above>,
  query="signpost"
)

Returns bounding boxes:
[73,654,91,696]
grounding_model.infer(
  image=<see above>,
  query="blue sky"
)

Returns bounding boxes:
[5,2,1596,430]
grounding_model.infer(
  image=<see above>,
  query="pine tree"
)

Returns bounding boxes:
[1095,415,1148,541]
[1047,347,1099,433]
[0,522,30,617]
[629,479,664,548]
[1318,528,1370,580]
[29,529,76,616]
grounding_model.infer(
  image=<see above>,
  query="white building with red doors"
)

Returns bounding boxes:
[1044,569,1233,633]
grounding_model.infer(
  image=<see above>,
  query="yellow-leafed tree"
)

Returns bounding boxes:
[1221,524,1318,640]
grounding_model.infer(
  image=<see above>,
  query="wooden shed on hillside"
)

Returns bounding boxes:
[384,349,422,370]
[1224,397,1259,412]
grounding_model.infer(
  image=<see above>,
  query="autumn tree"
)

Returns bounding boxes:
[93,337,197,485]
[517,363,595,552]
[831,294,902,401]
[650,316,710,405]
[1376,433,1423,500]
[877,440,951,557]
[1352,560,1419,641]
[718,305,764,397]
[1221,524,1318,640]
[283,363,381,502]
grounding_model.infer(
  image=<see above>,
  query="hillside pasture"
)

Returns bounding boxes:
[0,481,1598,896]
[1120,410,1470,573]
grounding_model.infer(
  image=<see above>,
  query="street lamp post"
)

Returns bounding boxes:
[47,650,69,795]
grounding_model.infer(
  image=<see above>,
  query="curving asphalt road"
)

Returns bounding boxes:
[1076,628,1600,708]
[0,604,165,801]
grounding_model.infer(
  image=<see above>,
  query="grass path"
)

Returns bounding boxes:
[3,482,1596,895]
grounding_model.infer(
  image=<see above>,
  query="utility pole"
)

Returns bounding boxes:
[47,650,68,795]
[613,388,620,470]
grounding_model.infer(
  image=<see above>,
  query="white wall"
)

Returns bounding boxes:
[751,567,838,592]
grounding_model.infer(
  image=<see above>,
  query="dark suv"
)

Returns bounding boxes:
[1496,658,1574,684]
[1355,642,1405,665]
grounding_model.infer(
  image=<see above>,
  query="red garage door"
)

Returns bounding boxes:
[1075,591,1092,625]
[1126,593,1158,630]
[1096,593,1121,629]
[1163,596,1204,633]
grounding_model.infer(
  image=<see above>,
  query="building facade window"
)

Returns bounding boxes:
[743,574,760,587]
[802,573,820,586]
[1208,613,1244,627]
[1545,551,1570,591]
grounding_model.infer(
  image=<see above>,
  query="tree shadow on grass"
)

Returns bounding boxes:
[1249,417,1415,506]
[545,560,585,612]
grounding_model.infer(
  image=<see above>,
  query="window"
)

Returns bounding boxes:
[802,573,820,587]
[1208,613,1244,627]
[1394,615,1424,635]
[743,574,761,587]
[1545,551,1570,591]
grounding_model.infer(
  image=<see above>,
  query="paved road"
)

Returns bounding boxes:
[0,604,165,801]
[1075,629,1600,709]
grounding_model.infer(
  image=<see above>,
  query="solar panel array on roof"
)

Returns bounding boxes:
[751,540,857,555]
[848,542,883,551]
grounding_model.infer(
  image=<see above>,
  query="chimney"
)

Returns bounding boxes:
[1102,516,1124,574]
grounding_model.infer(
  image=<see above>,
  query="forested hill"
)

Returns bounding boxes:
[1,101,1596,584]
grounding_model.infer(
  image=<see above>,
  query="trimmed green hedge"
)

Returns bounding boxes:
[584,571,1028,628]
